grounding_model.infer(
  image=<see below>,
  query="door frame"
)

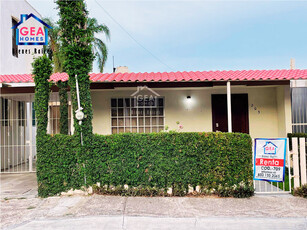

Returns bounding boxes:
[211,93,249,133]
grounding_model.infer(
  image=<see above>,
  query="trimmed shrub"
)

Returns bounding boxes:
[293,184,307,198]
[231,181,254,198]
[216,182,254,198]
[36,134,81,197]
[37,132,253,198]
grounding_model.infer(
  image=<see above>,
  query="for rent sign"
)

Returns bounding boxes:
[253,138,287,182]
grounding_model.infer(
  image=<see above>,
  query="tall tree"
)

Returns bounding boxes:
[56,0,94,142]
[44,17,110,73]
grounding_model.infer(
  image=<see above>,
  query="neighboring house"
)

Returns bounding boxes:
[0,0,43,74]
[1,69,307,172]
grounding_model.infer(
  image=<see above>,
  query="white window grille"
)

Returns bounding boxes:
[291,87,307,133]
[48,92,72,135]
[111,97,165,134]
[0,95,35,173]
[48,104,72,135]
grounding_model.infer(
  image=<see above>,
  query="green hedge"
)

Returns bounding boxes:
[37,132,253,197]
[36,134,81,196]
[293,184,307,198]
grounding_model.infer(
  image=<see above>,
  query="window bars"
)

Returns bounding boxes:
[111,97,165,134]
[0,95,35,172]
[291,87,307,133]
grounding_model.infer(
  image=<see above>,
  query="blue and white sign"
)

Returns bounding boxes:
[254,138,287,182]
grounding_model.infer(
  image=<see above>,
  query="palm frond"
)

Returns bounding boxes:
[93,37,108,72]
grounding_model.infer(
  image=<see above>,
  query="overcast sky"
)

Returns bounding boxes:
[27,0,307,73]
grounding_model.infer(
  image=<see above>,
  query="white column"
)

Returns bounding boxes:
[70,102,74,135]
[47,105,51,134]
[299,137,307,185]
[227,81,232,133]
[292,138,300,189]
[29,99,33,172]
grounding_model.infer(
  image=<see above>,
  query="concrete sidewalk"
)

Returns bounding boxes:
[1,194,307,229]
[1,173,307,229]
[7,216,307,230]
[0,173,37,199]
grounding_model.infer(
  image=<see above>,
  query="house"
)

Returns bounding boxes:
[0,0,44,74]
[1,69,307,172]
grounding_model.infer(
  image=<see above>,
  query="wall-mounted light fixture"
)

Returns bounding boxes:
[187,96,191,99]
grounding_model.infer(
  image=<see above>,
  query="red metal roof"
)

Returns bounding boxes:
[1,69,307,84]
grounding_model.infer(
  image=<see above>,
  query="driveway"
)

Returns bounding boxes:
[0,173,37,199]
[1,173,307,229]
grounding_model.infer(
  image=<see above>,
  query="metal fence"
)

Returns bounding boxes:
[0,94,36,173]
[0,92,71,173]
[291,82,307,133]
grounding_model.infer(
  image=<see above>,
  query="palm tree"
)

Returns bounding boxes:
[44,17,110,73]
[43,18,64,72]
[87,18,110,73]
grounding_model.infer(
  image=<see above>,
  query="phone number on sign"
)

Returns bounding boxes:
[256,173,281,179]
[260,166,281,171]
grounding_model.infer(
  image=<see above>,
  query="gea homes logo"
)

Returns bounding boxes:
[11,14,52,45]
[131,86,160,107]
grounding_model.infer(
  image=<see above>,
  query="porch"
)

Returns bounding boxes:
[91,83,292,138]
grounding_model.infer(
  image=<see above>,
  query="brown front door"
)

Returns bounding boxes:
[211,94,249,133]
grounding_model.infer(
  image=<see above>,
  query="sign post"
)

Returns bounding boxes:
[254,138,287,182]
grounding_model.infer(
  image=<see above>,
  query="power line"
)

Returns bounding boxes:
[94,0,174,71]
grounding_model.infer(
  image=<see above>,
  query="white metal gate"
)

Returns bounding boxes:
[0,94,36,173]
[253,137,307,194]
[0,92,71,173]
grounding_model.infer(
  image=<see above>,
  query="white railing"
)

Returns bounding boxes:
[291,137,307,188]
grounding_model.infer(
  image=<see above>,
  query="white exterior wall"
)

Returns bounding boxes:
[91,85,291,138]
[0,0,42,74]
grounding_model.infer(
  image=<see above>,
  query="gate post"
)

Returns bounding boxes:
[292,138,300,189]
[299,137,306,185]
[29,99,33,172]
[287,138,292,193]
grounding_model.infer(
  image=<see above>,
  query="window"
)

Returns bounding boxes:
[12,18,18,57]
[1,98,9,126]
[48,104,72,135]
[18,101,25,126]
[291,87,307,133]
[111,97,164,134]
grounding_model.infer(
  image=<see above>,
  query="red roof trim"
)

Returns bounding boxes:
[1,69,307,84]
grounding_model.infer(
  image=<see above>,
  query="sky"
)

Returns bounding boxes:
[27,0,307,73]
